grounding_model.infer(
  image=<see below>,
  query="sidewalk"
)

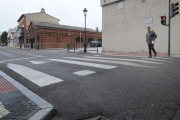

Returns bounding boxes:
[0,71,54,120]
[109,52,180,59]
[112,52,167,57]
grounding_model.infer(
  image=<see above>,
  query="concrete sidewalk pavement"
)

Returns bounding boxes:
[0,71,54,120]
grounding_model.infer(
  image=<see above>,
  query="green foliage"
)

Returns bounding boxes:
[1,31,8,45]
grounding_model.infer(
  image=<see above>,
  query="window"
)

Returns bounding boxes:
[76,37,83,43]
[26,39,28,43]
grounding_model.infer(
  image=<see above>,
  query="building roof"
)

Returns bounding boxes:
[17,12,60,22]
[32,21,96,32]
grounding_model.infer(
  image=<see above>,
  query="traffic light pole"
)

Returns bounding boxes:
[168,0,171,57]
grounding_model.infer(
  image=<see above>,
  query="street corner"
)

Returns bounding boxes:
[0,71,54,120]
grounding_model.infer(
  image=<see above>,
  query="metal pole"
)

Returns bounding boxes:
[84,15,87,53]
[80,32,81,48]
[41,31,42,49]
[97,44,98,54]
[69,29,70,44]
[168,0,171,57]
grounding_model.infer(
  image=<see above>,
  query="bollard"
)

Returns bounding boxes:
[97,45,98,54]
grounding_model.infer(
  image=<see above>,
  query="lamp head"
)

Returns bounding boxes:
[83,8,88,16]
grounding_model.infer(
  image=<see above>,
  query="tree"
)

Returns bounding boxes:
[1,31,8,45]
[95,27,99,33]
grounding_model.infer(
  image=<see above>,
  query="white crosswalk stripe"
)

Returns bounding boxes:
[74,70,96,76]
[30,61,46,64]
[8,63,63,87]
[49,59,117,69]
[85,56,163,64]
[64,57,156,68]
[0,57,42,64]
[141,58,172,62]
[155,57,179,60]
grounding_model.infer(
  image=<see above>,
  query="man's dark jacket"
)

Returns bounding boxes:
[146,30,157,44]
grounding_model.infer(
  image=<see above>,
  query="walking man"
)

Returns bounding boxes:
[146,27,157,58]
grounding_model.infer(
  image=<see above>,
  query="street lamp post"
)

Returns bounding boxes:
[83,8,88,53]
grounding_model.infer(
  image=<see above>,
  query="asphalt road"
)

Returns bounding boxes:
[0,47,180,120]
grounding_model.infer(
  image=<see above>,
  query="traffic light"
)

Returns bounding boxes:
[161,16,166,25]
[171,2,179,17]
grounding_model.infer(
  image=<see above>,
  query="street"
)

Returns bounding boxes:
[0,47,180,120]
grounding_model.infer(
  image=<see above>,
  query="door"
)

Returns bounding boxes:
[31,39,33,49]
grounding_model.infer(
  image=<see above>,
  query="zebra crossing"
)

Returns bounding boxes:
[7,55,173,87]
[49,59,117,69]
[8,63,63,87]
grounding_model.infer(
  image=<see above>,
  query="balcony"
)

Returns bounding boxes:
[17,27,24,38]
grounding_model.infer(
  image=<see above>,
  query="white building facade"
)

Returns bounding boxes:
[101,0,180,54]
[7,28,17,47]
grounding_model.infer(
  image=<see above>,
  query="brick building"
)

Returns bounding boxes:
[17,8,102,49]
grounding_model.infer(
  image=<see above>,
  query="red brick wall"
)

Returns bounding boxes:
[25,25,102,49]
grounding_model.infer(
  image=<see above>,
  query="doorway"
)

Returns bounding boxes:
[31,39,33,49]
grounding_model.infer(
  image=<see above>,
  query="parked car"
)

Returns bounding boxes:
[0,43,5,46]
[90,41,102,47]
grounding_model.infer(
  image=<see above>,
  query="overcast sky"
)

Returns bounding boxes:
[0,0,102,34]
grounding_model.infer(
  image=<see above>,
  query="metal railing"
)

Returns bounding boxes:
[67,43,100,54]
[24,44,40,50]
[41,43,67,49]
[24,43,67,50]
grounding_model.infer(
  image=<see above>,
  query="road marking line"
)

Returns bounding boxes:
[30,61,46,64]
[85,56,164,64]
[0,51,16,57]
[102,54,147,58]
[141,58,171,62]
[49,59,117,69]
[0,57,42,63]
[73,70,96,76]
[155,57,179,60]
[8,64,63,87]
[64,57,156,68]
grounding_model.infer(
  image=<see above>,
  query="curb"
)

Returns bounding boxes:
[0,70,54,120]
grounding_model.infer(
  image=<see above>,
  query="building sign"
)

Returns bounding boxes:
[145,18,153,24]
[118,1,124,10]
